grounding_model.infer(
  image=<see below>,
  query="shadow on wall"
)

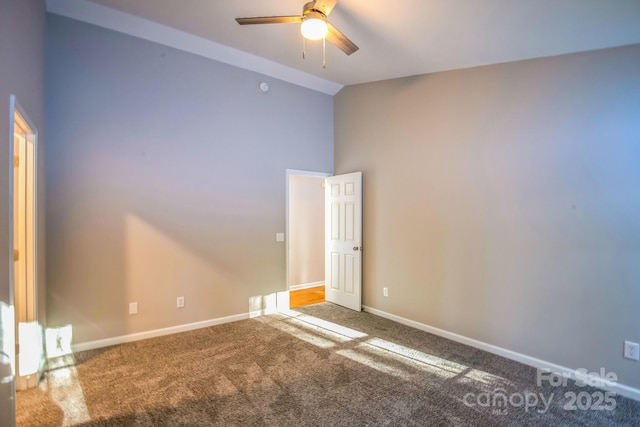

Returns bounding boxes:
[124,214,240,329]
[48,206,284,346]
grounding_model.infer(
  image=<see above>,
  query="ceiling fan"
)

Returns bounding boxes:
[236,0,359,56]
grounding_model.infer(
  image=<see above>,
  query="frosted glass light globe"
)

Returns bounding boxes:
[301,16,328,40]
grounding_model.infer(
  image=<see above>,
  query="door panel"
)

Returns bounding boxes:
[325,172,362,311]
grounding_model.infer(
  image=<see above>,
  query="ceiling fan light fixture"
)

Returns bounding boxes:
[301,11,328,40]
[236,1,359,56]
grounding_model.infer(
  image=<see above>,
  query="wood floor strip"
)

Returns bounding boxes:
[290,285,325,308]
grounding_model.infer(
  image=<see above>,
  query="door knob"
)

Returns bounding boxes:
[353,246,362,251]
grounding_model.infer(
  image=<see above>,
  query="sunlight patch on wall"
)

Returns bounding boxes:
[18,321,43,376]
[46,325,73,358]
[249,293,278,318]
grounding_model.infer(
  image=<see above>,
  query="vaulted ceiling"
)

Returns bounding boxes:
[46,0,640,94]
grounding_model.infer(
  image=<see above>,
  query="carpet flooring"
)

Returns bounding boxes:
[16,302,640,426]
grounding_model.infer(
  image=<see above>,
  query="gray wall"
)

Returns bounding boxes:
[335,45,640,389]
[0,0,46,425]
[46,16,333,344]
[288,174,325,287]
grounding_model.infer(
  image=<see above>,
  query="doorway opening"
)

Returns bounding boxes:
[286,170,330,308]
[10,96,42,390]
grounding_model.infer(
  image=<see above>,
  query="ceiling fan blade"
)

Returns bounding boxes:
[236,16,303,25]
[311,0,338,16]
[326,22,359,55]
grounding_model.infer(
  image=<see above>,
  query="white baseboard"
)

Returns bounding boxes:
[289,281,324,291]
[363,305,640,402]
[70,312,249,353]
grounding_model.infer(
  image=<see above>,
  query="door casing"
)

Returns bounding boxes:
[9,95,42,391]
[285,169,331,295]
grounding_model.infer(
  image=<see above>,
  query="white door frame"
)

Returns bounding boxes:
[285,169,331,298]
[9,95,42,391]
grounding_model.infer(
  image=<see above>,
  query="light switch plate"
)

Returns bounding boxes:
[276,233,285,242]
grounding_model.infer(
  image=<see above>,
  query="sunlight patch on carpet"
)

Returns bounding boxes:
[364,337,467,378]
[276,308,510,388]
[48,355,91,426]
[463,368,511,387]
[266,317,336,348]
[289,314,368,340]
[286,317,353,343]
[336,348,413,380]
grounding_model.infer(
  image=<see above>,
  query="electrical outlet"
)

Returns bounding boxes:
[177,296,185,308]
[383,287,389,297]
[129,302,138,315]
[624,341,639,361]
[276,233,285,242]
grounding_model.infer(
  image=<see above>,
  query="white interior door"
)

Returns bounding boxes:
[324,172,362,311]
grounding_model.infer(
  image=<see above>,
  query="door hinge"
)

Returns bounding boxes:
[14,156,19,168]
[14,249,19,261]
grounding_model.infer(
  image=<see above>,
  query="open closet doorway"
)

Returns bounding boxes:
[286,170,330,308]
[10,95,43,390]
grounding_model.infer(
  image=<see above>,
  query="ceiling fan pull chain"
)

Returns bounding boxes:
[323,36,326,69]
[302,35,306,59]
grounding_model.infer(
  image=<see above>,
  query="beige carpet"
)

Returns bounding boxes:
[16,303,640,426]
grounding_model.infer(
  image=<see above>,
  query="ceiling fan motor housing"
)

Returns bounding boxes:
[304,10,326,20]
[303,2,322,15]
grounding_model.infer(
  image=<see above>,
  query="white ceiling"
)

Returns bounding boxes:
[46,0,640,95]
